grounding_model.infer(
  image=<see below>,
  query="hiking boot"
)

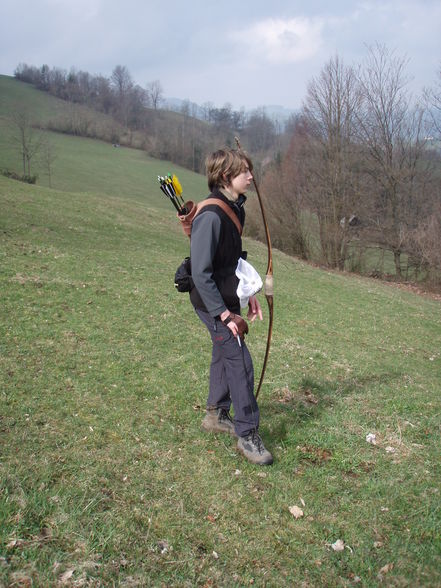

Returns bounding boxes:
[201,407,238,437]
[237,431,273,465]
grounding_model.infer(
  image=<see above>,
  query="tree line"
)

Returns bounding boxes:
[13,63,282,174]
[248,45,441,285]
[12,49,441,285]
[15,63,164,121]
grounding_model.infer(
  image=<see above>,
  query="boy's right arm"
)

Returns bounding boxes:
[190,212,227,318]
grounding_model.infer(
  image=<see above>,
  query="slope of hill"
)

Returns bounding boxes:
[0,75,207,202]
[0,74,71,122]
[1,170,440,585]
[0,74,219,181]
[1,75,440,586]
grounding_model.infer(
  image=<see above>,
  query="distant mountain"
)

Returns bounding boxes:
[164,97,297,128]
[263,104,298,126]
[164,97,203,117]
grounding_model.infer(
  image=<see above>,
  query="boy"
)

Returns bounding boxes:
[190,148,273,466]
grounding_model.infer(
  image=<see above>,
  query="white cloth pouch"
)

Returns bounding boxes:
[235,258,263,308]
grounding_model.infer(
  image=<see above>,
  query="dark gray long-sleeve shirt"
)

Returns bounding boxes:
[190,211,226,317]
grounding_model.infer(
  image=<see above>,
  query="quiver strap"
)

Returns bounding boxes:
[178,199,242,238]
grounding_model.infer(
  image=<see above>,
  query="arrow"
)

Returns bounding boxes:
[157,174,187,214]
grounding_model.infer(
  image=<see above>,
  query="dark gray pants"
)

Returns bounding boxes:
[196,309,260,437]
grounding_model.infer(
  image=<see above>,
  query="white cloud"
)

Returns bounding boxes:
[230,17,324,65]
[45,0,101,20]
[1,1,440,109]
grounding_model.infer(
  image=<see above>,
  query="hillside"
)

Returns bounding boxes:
[1,162,440,585]
[1,75,441,585]
[0,74,73,123]
[0,74,219,179]
[0,75,208,202]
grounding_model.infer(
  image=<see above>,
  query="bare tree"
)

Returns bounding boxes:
[93,75,114,114]
[10,109,43,177]
[111,65,133,96]
[208,103,234,132]
[244,108,276,153]
[424,63,441,138]
[301,55,362,269]
[257,117,309,259]
[146,80,164,110]
[200,101,214,121]
[110,65,134,125]
[356,44,429,277]
[40,137,57,188]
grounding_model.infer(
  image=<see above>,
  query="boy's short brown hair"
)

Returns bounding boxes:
[205,148,253,192]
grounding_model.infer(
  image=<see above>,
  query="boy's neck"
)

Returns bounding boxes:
[220,187,238,201]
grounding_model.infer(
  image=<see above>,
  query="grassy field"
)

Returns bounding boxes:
[0,75,206,204]
[0,75,70,124]
[1,167,440,587]
[1,75,440,586]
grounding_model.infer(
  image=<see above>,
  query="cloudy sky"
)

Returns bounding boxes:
[1,0,440,111]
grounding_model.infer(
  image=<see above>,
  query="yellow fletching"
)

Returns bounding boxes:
[172,175,183,196]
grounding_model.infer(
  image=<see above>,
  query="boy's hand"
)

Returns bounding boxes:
[220,311,249,339]
[247,296,263,322]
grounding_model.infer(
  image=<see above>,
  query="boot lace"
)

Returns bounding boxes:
[248,431,265,453]
[218,408,233,424]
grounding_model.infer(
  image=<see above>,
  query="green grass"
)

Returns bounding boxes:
[0,124,206,202]
[0,75,206,203]
[1,74,440,586]
[1,172,440,587]
[0,75,70,124]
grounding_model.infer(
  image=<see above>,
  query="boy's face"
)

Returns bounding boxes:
[229,166,253,198]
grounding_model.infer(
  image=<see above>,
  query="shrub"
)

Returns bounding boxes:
[1,169,37,184]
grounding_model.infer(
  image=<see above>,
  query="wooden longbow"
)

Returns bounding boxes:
[235,137,273,399]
